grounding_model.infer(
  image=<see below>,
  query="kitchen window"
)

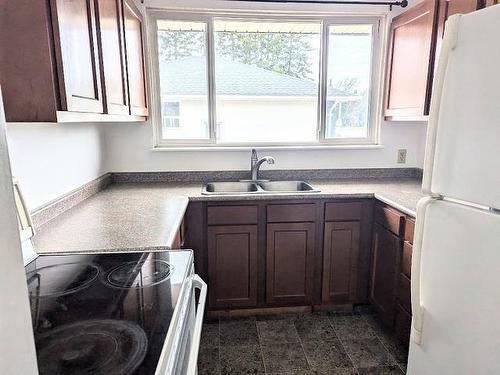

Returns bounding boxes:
[149,12,382,147]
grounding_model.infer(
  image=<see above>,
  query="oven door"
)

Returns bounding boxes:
[155,273,207,375]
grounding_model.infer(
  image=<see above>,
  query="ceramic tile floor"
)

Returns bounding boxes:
[197,308,409,375]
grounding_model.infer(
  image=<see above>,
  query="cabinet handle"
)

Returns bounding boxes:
[422,15,461,195]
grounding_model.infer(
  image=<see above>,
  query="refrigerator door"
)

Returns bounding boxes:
[408,199,500,374]
[423,6,500,209]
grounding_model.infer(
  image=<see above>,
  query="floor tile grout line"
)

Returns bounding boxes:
[218,317,221,375]
[360,314,406,373]
[327,313,361,374]
[294,319,314,372]
[255,317,269,374]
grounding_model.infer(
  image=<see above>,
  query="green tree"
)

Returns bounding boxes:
[158,29,314,80]
[158,30,205,62]
[334,78,368,127]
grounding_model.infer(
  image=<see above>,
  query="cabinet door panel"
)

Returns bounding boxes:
[370,223,401,327]
[53,0,103,113]
[96,0,129,114]
[322,222,360,304]
[266,223,315,305]
[123,0,148,116]
[208,225,257,309]
[385,0,438,119]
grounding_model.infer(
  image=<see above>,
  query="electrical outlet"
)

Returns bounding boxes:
[397,149,407,164]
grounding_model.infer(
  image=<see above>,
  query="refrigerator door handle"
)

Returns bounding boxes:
[422,14,461,195]
[186,274,208,375]
[411,197,438,345]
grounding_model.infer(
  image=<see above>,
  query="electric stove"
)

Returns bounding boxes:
[25,250,193,375]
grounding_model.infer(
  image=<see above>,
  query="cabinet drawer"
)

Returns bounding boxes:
[397,273,411,313]
[207,205,258,225]
[267,203,316,223]
[402,242,413,279]
[404,218,415,244]
[375,205,404,236]
[394,303,412,347]
[325,202,362,222]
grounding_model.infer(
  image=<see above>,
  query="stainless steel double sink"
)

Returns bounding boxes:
[201,180,319,195]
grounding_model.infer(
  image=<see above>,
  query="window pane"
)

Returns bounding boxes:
[325,24,373,139]
[157,20,210,140]
[214,20,321,144]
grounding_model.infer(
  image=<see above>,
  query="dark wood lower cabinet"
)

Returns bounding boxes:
[207,225,258,309]
[370,223,401,327]
[266,223,315,305]
[322,221,361,304]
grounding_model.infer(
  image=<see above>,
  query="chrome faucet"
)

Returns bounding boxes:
[250,149,275,181]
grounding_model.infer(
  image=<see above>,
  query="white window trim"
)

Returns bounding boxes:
[147,9,386,149]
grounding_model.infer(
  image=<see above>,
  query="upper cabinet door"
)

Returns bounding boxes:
[123,0,148,116]
[96,0,129,115]
[52,0,104,113]
[384,0,439,120]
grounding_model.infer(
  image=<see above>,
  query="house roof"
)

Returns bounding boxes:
[160,56,351,98]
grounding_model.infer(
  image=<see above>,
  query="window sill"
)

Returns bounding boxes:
[151,144,384,152]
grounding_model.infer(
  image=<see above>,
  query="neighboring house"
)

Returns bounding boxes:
[159,56,359,141]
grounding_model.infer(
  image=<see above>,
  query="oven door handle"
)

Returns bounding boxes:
[186,274,207,375]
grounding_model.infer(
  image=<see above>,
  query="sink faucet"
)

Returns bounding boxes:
[250,149,275,181]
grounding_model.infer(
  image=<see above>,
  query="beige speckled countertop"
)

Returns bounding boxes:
[33,178,424,254]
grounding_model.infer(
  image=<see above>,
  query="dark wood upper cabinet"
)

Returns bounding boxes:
[123,0,148,116]
[0,0,147,122]
[384,0,439,121]
[385,0,484,121]
[485,0,499,6]
[207,225,258,309]
[52,0,104,114]
[266,223,315,305]
[96,0,129,115]
[322,221,360,304]
[370,223,401,327]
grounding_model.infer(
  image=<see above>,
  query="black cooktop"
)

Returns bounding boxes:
[25,250,192,375]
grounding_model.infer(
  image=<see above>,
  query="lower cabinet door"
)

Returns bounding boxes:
[207,225,258,309]
[266,222,315,305]
[322,221,361,304]
[370,223,401,327]
[394,303,412,347]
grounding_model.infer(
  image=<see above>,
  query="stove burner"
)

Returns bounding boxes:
[36,319,147,375]
[105,259,172,289]
[26,263,99,298]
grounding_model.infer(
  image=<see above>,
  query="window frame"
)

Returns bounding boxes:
[147,10,384,148]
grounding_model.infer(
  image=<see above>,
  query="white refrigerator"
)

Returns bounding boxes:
[407,5,500,375]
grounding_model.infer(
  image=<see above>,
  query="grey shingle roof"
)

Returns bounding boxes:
[160,56,349,97]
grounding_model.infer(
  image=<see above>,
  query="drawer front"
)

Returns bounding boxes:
[375,205,404,236]
[207,205,258,225]
[402,242,413,279]
[398,273,411,312]
[324,201,362,222]
[404,218,415,244]
[267,203,316,223]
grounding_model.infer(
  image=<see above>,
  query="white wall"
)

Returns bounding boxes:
[103,119,427,171]
[6,123,106,211]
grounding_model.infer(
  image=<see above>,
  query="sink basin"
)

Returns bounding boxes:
[202,181,262,195]
[201,180,319,195]
[259,180,319,193]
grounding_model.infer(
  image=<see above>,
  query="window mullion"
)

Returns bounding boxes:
[206,18,217,143]
[318,20,330,143]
